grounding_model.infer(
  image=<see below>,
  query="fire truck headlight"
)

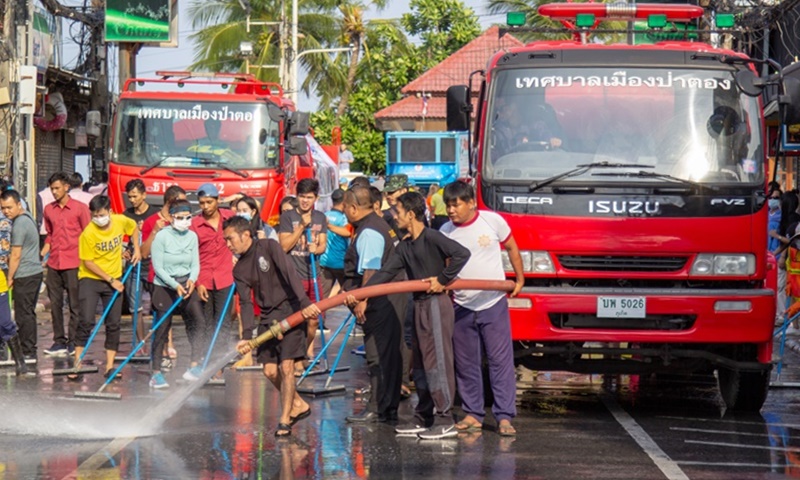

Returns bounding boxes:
[690,254,755,276]
[501,250,555,273]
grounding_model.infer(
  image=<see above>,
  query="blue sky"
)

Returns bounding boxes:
[125,0,502,110]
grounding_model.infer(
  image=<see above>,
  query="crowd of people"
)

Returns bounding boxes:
[0,170,526,442]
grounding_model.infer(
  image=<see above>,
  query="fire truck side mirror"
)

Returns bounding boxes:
[267,103,286,123]
[447,85,471,132]
[286,136,308,156]
[288,111,310,136]
[781,77,800,125]
[734,70,763,97]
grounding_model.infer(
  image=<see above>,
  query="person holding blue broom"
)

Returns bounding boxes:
[149,199,206,389]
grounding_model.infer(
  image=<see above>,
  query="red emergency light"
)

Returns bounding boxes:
[538,3,704,22]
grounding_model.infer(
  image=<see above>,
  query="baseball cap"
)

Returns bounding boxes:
[197,183,220,198]
[384,174,408,193]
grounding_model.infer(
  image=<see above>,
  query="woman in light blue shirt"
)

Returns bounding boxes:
[149,199,207,389]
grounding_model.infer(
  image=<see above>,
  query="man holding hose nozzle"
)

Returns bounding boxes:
[225,216,321,437]
[357,191,470,440]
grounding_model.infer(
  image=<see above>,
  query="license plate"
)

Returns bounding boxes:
[597,296,646,318]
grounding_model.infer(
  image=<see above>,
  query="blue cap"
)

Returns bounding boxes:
[197,183,219,198]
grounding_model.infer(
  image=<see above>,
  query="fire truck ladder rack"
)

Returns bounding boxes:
[122,70,284,96]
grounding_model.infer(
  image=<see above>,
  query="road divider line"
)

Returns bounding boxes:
[601,394,689,480]
[670,427,770,437]
[685,439,800,453]
[659,415,800,428]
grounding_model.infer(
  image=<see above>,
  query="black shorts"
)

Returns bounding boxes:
[257,321,307,364]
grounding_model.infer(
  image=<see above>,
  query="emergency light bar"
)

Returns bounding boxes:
[538,3,704,22]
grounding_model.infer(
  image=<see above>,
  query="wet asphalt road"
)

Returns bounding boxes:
[1,307,800,479]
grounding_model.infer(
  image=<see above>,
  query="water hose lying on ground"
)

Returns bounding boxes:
[242,279,516,353]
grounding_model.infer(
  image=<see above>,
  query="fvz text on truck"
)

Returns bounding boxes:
[108,71,311,224]
[447,3,800,412]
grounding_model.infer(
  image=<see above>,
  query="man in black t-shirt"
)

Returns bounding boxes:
[226,216,320,437]
[278,178,327,369]
[122,179,158,326]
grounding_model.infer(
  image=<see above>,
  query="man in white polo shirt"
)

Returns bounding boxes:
[440,180,525,437]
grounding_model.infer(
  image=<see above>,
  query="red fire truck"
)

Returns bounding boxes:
[446,3,800,411]
[107,71,311,225]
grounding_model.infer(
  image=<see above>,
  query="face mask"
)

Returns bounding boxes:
[237,212,252,222]
[173,218,192,232]
[92,215,110,227]
[769,199,781,210]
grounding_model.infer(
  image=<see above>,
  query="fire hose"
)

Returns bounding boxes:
[242,279,516,352]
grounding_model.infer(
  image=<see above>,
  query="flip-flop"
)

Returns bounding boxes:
[455,420,482,432]
[289,406,311,426]
[275,423,292,437]
[498,423,517,437]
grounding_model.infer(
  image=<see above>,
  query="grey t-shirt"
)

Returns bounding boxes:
[12,212,43,279]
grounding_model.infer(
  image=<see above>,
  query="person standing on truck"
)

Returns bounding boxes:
[339,144,355,175]
[41,172,91,357]
[440,180,525,437]
[278,178,327,373]
[226,216,320,437]
[341,187,407,424]
[362,191,470,440]
[189,183,235,380]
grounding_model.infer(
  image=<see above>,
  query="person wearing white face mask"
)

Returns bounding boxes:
[73,195,140,379]
[234,195,278,241]
[148,199,205,389]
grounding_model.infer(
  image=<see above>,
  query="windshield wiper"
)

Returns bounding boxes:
[591,170,718,191]
[198,158,250,179]
[529,162,651,192]
[139,156,172,175]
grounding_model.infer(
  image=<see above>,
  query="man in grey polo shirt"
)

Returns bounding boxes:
[0,190,44,363]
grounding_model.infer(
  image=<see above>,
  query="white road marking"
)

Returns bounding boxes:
[685,439,800,453]
[670,427,770,438]
[676,461,788,468]
[601,394,689,480]
[659,415,800,429]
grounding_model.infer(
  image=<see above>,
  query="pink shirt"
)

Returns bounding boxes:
[190,209,234,290]
[69,190,96,206]
[44,197,91,270]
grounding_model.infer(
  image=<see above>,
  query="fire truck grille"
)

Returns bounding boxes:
[557,255,688,272]
[549,313,696,330]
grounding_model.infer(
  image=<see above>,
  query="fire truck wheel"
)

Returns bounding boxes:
[717,367,770,413]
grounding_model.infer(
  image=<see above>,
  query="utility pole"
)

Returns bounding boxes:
[13,0,36,207]
[119,43,139,92]
[90,0,109,177]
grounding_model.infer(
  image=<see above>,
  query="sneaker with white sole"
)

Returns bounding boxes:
[395,423,429,435]
[150,372,169,389]
[182,365,202,381]
[44,343,68,356]
[417,424,458,440]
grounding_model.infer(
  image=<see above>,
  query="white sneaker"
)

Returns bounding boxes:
[417,424,458,440]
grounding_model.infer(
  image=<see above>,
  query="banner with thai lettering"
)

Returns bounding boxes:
[105,0,171,43]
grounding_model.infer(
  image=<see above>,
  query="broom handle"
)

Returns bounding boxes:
[98,295,183,392]
[201,284,236,371]
[78,264,135,363]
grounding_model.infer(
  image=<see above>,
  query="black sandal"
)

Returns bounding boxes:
[275,423,292,437]
[290,406,311,426]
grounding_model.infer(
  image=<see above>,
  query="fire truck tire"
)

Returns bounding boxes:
[717,367,770,413]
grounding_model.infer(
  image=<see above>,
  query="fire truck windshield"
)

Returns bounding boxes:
[484,67,763,186]
[112,100,280,170]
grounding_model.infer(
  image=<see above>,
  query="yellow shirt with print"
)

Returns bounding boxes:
[78,214,136,281]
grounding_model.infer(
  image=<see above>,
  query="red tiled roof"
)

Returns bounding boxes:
[374,96,446,120]
[401,26,523,95]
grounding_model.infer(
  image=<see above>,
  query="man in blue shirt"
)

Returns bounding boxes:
[320,189,349,298]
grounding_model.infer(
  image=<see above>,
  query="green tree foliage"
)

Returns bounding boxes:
[313,0,480,173]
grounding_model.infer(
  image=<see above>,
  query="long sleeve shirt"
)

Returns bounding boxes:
[367,227,470,300]
[150,227,200,289]
[233,238,313,339]
[44,197,91,270]
[190,209,234,290]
